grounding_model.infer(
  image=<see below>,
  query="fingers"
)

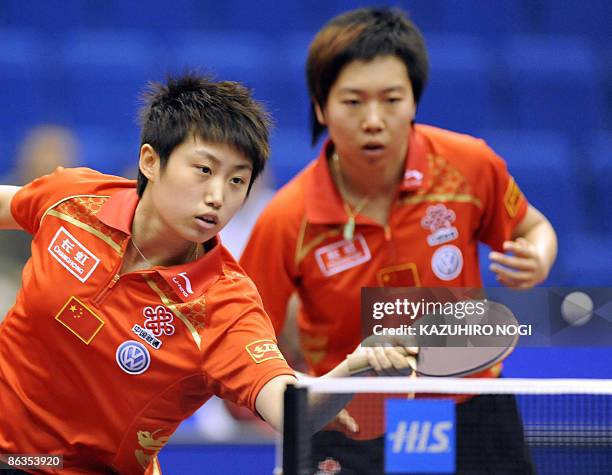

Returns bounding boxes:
[489,262,533,284]
[363,334,419,355]
[489,239,543,288]
[335,409,359,433]
[366,346,417,376]
[503,238,534,257]
[489,252,536,272]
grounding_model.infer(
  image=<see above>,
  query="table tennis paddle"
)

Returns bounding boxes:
[347,300,519,377]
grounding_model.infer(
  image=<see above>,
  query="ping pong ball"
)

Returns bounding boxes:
[561,291,593,326]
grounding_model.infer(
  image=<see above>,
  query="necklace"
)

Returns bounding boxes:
[332,152,370,241]
[130,238,200,268]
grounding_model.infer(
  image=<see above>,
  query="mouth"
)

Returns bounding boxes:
[361,142,386,153]
[196,214,219,226]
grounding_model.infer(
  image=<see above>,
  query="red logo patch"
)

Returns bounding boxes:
[48,226,100,282]
[245,339,284,364]
[315,234,371,277]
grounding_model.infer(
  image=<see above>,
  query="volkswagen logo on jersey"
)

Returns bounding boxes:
[431,245,463,281]
[116,340,151,375]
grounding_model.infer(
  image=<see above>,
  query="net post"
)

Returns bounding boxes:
[282,383,311,475]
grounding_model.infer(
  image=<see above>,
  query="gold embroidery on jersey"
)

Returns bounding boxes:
[144,276,202,350]
[400,155,482,209]
[305,349,327,366]
[504,177,523,217]
[135,430,170,470]
[41,194,110,223]
[300,334,328,366]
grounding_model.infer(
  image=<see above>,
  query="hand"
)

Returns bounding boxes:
[489,238,549,288]
[348,334,418,377]
[334,408,359,433]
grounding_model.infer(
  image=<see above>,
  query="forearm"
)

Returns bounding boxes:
[305,360,354,435]
[0,186,22,230]
[517,216,557,273]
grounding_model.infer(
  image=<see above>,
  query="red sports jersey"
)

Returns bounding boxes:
[0,167,293,474]
[241,124,528,439]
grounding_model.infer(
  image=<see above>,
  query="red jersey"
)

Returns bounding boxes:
[0,167,293,474]
[241,124,528,438]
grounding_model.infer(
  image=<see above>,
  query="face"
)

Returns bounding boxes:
[140,135,252,245]
[316,55,416,173]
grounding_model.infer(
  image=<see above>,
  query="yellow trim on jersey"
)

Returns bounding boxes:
[295,226,342,267]
[143,276,202,350]
[400,193,483,208]
[46,209,123,254]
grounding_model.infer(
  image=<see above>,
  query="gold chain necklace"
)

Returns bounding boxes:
[130,239,200,268]
[332,152,370,241]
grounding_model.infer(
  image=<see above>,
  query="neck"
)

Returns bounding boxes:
[331,150,406,201]
[129,198,199,268]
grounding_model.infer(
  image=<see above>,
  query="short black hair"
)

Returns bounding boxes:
[137,73,271,196]
[307,7,429,145]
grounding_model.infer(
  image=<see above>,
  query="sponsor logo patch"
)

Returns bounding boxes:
[315,234,371,277]
[385,399,455,473]
[55,296,104,344]
[245,339,285,364]
[172,272,194,298]
[504,177,523,218]
[315,458,342,475]
[47,226,100,282]
[143,306,175,337]
[402,169,424,188]
[132,324,162,349]
[421,204,459,247]
[431,245,463,281]
[116,340,150,375]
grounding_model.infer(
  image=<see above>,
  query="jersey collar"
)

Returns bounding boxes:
[305,126,430,224]
[97,188,223,301]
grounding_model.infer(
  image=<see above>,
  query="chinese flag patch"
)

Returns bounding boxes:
[55,296,105,344]
[245,339,285,364]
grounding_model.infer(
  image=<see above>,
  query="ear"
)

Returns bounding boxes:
[314,101,327,126]
[139,144,159,182]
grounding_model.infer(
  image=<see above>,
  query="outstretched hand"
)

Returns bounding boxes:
[489,238,549,289]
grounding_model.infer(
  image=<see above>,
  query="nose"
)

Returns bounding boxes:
[362,102,384,133]
[205,179,224,210]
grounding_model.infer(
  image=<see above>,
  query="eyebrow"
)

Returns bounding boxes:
[339,86,407,94]
[195,149,252,171]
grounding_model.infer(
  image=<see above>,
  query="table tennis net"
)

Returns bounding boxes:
[280,378,612,475]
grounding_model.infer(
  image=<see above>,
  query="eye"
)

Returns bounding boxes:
[199,166,212,175]
[387,96,403,103]
[342,99,361,106]
[231,176,246,185]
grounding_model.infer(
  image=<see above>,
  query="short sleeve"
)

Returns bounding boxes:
[200,274,295,414]
[10,167,103,235]
[476,145,529,251]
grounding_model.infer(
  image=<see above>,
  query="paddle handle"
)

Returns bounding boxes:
[346,347,417,376]
[346,352,371,376]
